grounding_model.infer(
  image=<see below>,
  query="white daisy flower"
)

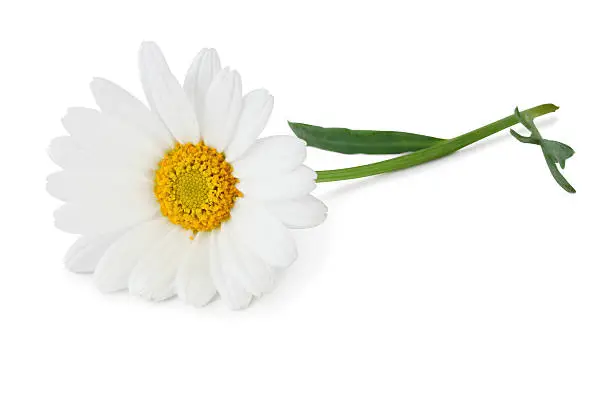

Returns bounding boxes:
[47,42,327,309]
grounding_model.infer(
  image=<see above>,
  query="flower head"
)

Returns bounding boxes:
[48,42,327,309]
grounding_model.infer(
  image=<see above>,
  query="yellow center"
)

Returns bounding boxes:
[154,141,242,233]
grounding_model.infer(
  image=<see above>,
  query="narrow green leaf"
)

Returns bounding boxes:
[288,121,445,155]
[545,155,576,193]
[540,139,575,169]
[313,103,561,183]
[512,107,576,193]
[514,107,538,134]
[510,129,539,144]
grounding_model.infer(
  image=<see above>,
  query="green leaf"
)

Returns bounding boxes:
[544,155,576,193]
[512,107,576,193]
[288,121,444,155]
[514,107,538,133]
[540,139,575,169]
[510,129,539,144]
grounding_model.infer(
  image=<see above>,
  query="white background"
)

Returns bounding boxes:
[1,1,610,416]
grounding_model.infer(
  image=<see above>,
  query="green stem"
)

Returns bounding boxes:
[315,103,559,183]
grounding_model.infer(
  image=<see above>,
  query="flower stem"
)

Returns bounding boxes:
[315,103,559,183]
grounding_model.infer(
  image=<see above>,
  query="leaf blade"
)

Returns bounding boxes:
[544,154,576,193]
[512,107,576,193]
[288,121,445,155]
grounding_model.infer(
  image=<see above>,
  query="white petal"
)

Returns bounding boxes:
[63,107,150,151]
[238,165,316,201]
[224,89,274,162]
[94,218,172,293]
[129,227,191,301]
[49,129,139,174]
[184,49,221,105]
[226,222,275,296]
[232,135,306,178]
[48,135,109,173]
[90,77,173,148]
[139,41,200,142]
[54,197,158,235]
[48,136,80,168]
[62,107,98,142]
[62,107,161,172]
[266,195,328,229]
[52,150,138,175]
[47,170,152,202]
[211,227,252,309]
[202,68,242,151]
[230,198,297,268]
[184,48,221,139]
[64,230,125,273]
[175,232,216,307]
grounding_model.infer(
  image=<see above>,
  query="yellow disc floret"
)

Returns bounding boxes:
[154,141,242,233]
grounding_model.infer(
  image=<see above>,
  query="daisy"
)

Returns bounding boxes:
[47,42,327,309]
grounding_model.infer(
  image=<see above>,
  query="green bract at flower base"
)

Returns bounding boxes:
[289,103,576,193]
